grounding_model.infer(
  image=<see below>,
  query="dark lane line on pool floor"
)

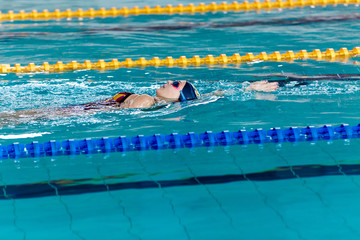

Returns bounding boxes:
[1,163,359,199]
[83,14,360,33]
[0,13,358,41]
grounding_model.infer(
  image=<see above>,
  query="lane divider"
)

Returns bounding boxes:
[0,47,359,74]
[0,123,358,159]
[1,0,359,22]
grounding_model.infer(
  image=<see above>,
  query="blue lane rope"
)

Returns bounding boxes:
[0,123,357,159]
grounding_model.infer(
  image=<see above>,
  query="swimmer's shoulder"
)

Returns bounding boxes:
[122,94,155,108]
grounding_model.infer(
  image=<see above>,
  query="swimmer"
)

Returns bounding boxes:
[77,80,278,109]
[0,80,278,125]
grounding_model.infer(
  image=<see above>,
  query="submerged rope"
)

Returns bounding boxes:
[0,123,358,160]
[1,0,359,22]
[0,47,358,74]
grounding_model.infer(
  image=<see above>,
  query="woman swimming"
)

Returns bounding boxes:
[0,80,278,126]
[80,80,278,109]
[81,80,203,110]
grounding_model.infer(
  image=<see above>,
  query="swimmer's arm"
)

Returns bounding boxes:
[245,80,279,92]
[123,94,155,108]
[0,109,43,119]
[203,81,279,97]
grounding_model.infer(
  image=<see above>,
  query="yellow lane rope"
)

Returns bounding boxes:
[0,47,359,74]
[1,0,359,21]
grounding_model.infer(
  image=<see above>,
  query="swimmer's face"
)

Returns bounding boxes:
[156,80,186,102]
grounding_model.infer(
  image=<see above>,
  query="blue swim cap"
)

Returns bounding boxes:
[178,82,200,102]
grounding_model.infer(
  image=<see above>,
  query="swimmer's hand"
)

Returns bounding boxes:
[212,89,226,96]
[246,80,279,92]
[201,89,225,98]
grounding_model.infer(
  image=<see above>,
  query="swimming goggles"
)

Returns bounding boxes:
[172,81,200,102]
[171,81,181,90]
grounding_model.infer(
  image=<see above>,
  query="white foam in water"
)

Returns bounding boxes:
[0,132,50,139]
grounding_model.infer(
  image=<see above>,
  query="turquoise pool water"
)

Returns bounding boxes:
[1,0,360,239]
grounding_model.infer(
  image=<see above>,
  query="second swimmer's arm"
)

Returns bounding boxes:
[206,81,279,97]
[245,80,279,92]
